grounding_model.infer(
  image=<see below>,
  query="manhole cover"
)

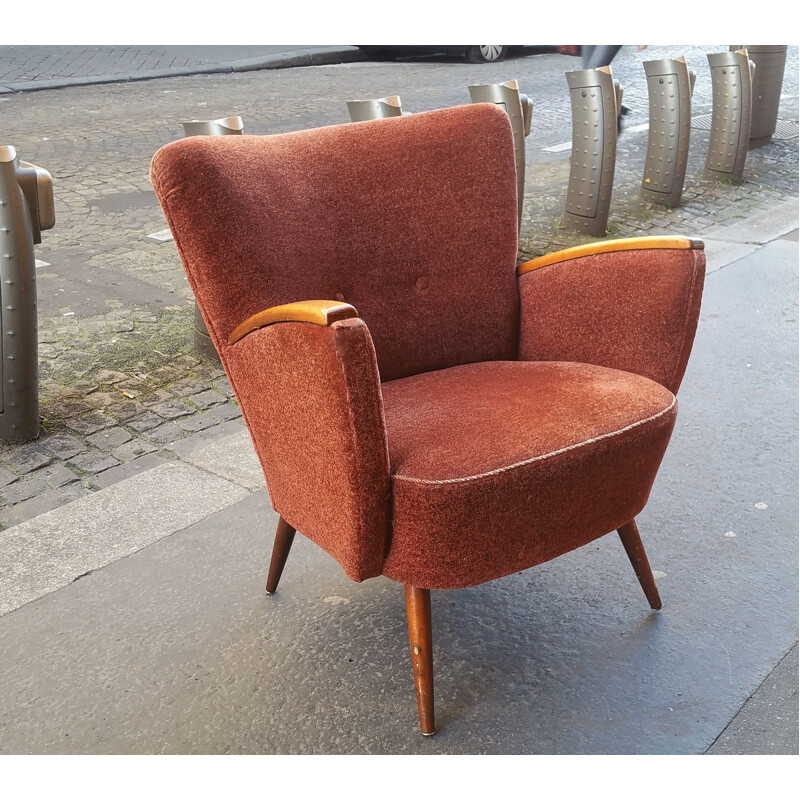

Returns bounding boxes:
[691,113,799,139]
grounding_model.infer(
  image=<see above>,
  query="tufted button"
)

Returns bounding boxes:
[334,292,345,301]
[415,276,429,290]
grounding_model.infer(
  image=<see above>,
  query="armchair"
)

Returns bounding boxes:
[150,103,705,736]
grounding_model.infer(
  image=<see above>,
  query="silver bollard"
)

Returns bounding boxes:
[182,116,245,137]
[181,116,245,363]
[564,67,619,237]
[0,146,55,442]
[705,50,756,183]
[641,57,696,207]
[468,80,532,231]
[347,96,403,121]
[733,45,788,147]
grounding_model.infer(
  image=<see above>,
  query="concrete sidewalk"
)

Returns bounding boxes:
[0,207,796,754]
[0,45,364,93]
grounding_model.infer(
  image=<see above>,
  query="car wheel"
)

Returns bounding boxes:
[465,45,508,63]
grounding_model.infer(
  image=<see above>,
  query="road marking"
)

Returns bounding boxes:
[34,259,50,268]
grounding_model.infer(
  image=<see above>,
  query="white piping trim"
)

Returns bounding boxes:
[393,395,677,486]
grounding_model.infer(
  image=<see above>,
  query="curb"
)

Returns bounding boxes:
[0,46,366,94]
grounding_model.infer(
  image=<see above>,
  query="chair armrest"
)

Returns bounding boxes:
[517,236,706,393]
[223,302,390,582]
[228,300,359,344]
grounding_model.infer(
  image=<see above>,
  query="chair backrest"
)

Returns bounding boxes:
[151,103,520,382]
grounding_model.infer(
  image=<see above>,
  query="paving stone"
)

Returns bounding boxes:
[110,438,157,463]
[90,453,167,490]
[66,411,116,436]
[189,390,226,410]
[0,483,92,529]
[206,403,242,422]
[168,378,209,397]
[1,473,50,504]
[4,448,53,475]
[150,399,195,419]
[112,399,147,421]
[93,369,129,384]
[142,422,185,445]
[40,463,81,488]
[39,433,87,460]
[141,390,174,407]
[176,413,218,433]
[68,450,121,474]
[212,377,234,397]
[0,467,16,489]
[127,412,164,433]
[86,427,132,451]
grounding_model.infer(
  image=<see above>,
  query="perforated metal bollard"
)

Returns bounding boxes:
[181,116,245,362]
[347,96,403,121]
[563,67,619,237]
[641,58,696,207]
[0,146,55,442]
[705,50,756,183]
[731,45,788,147]
[468,80,532,230]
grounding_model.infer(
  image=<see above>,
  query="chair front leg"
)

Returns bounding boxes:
[617,519,663,610]
[265,516,297,595]
[405,585,435,736]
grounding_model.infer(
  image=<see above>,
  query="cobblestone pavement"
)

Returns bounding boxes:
[0,44,797,526]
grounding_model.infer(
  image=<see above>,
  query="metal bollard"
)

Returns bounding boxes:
[563,67,619,237]
[0,146,55,442]
[468,80,532,231]
[347,96,403,121]
[641,57,696,207]
[705,50,756,183]
[731,45,788,147]
[181,116,244,363]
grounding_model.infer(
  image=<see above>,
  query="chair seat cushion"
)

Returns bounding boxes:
[380,361,677,588]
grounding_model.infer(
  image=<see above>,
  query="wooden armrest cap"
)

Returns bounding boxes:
[517,236,704,276]
[228,300,359,345]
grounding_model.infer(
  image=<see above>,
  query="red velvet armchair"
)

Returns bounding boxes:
[150,103,705,735]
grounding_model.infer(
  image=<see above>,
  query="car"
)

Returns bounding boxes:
[356,45,510,63]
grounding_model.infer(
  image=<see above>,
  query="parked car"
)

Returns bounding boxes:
[357,45,509,63]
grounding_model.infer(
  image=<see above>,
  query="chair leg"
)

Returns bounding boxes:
[265,516,296,595]
[405,586,435,736]
[617,519,662,610]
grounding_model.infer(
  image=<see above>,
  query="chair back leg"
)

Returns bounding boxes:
[617,520,663,610]
[405,586,435,735]
[266,517,297,595]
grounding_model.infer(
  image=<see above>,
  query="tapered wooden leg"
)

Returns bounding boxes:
[618,519,662,610]
[265,517,296,595]
[405,586,435,736]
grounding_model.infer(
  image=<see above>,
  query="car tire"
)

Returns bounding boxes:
[465,45,508,63]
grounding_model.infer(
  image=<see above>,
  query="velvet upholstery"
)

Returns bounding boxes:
[381,361,677,588]
[518,248,706,393]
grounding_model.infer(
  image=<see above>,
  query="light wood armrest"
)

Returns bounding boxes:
[517,236,704,276]
[228,300,359,345]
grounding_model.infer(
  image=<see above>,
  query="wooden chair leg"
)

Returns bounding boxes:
[617,519,662,610]
[265,516,296,595]
[405,586,435,736]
